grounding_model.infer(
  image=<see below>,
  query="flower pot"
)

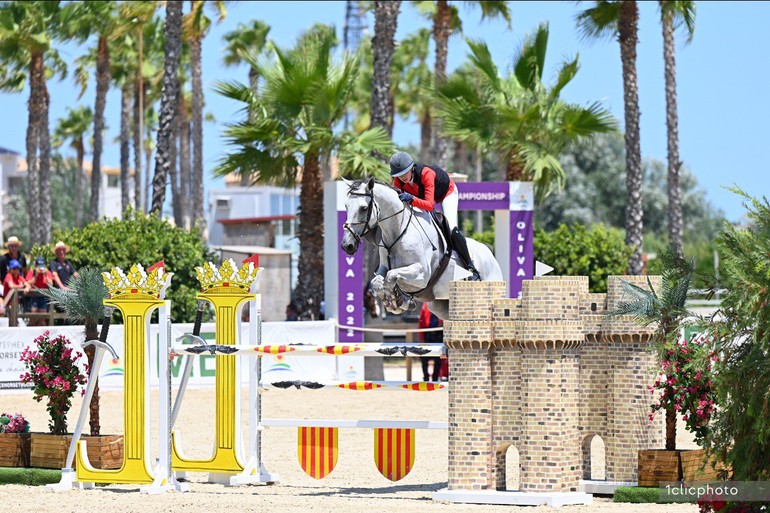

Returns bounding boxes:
[30,433,124,469]
[680,449,723,482]
[638,449,681,487]
[0,433,32,467]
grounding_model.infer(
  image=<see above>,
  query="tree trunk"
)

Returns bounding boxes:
[38,68,52,244]
[294,150,324,320]
[189,14,205,229]
[26,51,43,243]
[85,320,100,436]
[151,0,183,215]
[134,32,144,213]
[665,408,676,451]
[120,84,132,217]
[619,0,644,275]
[179,93,192,229]
[75,140,84,227]
[432,0,452,165]
[420,112,431,162]
[133,80,143,213]
[370,1,400,133]
[169,93,181,226]
[662,5,683,256]
[91,36,110,223]
[505,150,527,181]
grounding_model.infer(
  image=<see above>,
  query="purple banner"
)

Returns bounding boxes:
[456,182,509,211]
[509,210,534,298]
[337,211,364,343]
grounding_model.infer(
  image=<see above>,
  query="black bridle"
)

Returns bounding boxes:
[343,189,378,245]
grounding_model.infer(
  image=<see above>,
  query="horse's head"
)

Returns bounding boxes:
[340,177,377,256]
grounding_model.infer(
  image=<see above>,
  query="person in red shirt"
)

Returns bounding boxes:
[25,256,54,326]
[390,151,481,280]
[3,259,30,315]
[418,302,443,382]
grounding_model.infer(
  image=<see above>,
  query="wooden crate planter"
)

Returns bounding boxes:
[680,449,722,482]
[0,433,32,467]
[30,433,123,469]
[638,449,681,487]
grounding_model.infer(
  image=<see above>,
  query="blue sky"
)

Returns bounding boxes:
[1,1,767,222]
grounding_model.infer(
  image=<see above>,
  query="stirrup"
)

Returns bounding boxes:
[465,268,481,281]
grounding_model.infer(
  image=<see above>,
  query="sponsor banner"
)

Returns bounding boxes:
[456,182,509,211]
[337,210,364,343]
[509,210,534,298]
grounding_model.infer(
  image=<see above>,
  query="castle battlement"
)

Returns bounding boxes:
[446,276,665,494]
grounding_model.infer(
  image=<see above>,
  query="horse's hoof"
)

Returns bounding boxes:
[406,298,417,311]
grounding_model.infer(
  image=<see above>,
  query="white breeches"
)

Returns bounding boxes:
[439,187,459,231]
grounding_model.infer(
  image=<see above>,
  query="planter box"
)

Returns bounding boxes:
[30,433,123,470]
[680,449,722,482]
[638,449,681,487]
[0,433,32,467]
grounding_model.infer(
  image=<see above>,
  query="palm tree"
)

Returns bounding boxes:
[222,19,271,186]
[222,19,271,100]
[53,106,94,228]
[660,1,695,256]
[0,1,64,245]
[610,250,697,450]
[41,268,109,436]
[433,25,616,200]
[413,0,510,164]
[61,1,127,223]
[151,0,183,214]
[370,1,401,135]
[214,27,394,319]
[185,0,227,228]
[393,29,433,161]
[577,0,644,275]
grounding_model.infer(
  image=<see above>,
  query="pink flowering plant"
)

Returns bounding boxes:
[648,331,717,446]
[0,412,30,434]
[19,331,87,435]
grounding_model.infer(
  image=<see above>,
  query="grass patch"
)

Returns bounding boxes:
[0,467,61,486]
[613,486,662,503]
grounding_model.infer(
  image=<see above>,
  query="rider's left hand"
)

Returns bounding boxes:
[399,192,413,204]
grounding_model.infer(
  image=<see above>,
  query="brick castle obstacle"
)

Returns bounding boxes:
[50,262,664,505]
[439,276,664,502]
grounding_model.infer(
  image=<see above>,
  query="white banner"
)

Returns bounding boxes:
[0,319,364,392]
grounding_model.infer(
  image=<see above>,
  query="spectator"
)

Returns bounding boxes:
[285,302,299,321]
[50,241,78,290]
[0,236,28,284]
[418,302,443,382]
[26,256,54,326]
[3,259,30,312]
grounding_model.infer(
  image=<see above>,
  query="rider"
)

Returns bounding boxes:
[389,151,481,281]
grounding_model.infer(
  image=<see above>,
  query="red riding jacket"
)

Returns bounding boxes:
[393,164,455,212]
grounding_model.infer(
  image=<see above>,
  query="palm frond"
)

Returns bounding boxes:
[513,23,549,90]
[559,102,617,136]
[576,1,621,42]
[465,39,502,94]
[40,267,108,323]
[335,127,394,180]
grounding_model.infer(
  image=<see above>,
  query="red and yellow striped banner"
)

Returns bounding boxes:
[337,381,383,391]
[316,345,363,355]
[298,426,338,479]
[374,428,415,481]
[401,382,445,392]
[253,345,297,355]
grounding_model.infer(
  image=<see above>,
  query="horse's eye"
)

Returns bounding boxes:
[359,205,368,211]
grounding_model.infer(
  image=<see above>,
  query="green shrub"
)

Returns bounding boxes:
[0,468,61,486]
[613,486,662,503]
[534,223,631,292]
[30,209,216,322]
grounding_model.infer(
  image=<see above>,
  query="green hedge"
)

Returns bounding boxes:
[613,486,662,503]
[31,210,217,322]
[0,467,61,486]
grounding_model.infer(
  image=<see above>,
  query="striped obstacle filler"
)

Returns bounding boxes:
[262,420,447,482]
[170,342,445,358]
[263,380,445,391]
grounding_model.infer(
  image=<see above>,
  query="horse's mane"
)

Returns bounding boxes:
[347,178,400,195]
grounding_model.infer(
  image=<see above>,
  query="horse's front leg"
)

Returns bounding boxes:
[385,263,429,291]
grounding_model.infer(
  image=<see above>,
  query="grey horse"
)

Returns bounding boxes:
[340,178,503,320]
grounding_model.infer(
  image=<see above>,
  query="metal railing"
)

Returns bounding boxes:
[2,289,69,327]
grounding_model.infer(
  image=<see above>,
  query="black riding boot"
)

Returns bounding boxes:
[451,227,481,281]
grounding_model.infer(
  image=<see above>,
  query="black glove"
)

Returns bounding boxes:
[399,192,414,204]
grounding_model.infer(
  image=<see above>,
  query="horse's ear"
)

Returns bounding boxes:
[367,177,375,191]
[340,176,353,187]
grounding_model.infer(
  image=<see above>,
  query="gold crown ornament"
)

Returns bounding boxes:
[102,263,173,299]
[195,259,260,293]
